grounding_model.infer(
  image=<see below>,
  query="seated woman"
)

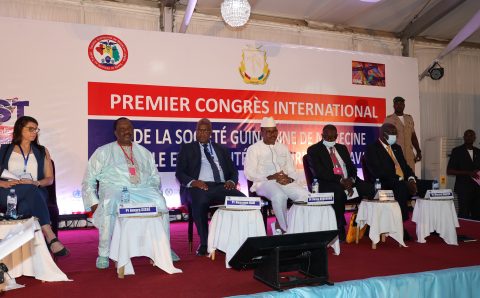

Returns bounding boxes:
[0,116,68,257]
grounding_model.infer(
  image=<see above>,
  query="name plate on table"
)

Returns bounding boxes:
[225,196,261,210]
[307,193,334,205]
[425,189,454,200]
[374,190,395,201]
[118,203,158,217]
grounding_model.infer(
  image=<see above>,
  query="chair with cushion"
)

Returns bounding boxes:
[302,154,315,192]
[246,180,271,231]
[360,154,373,183]
[180,186,219,253]
[305,154,361,212]
[45,160,60,237]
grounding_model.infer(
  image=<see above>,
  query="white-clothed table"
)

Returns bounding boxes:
[0,219,70,282]
[286,204,340,255]
[412,199,459,245]
[109,216,182,276]
[356,200,406,247]
[207,208,266,268]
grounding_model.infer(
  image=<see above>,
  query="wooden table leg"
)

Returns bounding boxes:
[118,266,125,279]
[209,250,215,261]
[355,226,360,244]
[381,233,387,243]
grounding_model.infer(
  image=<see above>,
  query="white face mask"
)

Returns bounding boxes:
[323,140,336,148]
[386,135,397,145]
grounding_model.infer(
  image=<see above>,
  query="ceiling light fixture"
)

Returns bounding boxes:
[221,0,251,28]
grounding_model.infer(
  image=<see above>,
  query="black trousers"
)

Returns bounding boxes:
[318,178,374,229]
[187,182,245,246]
[456,182,480,220]
[380,178,431,221]
[0,184,50,225]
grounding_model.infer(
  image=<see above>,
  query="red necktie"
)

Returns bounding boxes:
[329,147,344,176]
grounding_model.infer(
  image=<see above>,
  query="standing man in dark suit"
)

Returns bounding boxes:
[447,129,480,219]
[307,124,374,241]
[365,123,430,239]
[175,118,245,256]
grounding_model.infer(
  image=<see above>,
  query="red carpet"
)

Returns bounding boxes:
[6,214,480,298]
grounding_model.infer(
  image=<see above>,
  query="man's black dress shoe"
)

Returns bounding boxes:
[196,245,207,256]
[403,229,412,241]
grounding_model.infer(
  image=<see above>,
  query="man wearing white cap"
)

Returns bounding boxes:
[245,117,309,234]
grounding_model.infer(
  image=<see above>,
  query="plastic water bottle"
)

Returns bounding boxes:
[121,187,130,204]
[6,189,17,218]
[374,179,381,192]
[432,179,439,190]
[312,179,319,193]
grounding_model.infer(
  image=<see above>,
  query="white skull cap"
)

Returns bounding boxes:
[260,117,276,128]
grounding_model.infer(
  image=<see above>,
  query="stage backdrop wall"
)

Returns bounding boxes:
[0,17,420,214]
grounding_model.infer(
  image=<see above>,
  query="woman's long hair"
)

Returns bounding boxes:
[12,116,40,146]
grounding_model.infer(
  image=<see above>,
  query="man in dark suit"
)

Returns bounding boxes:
[176,118,245,256]
[447,129,480,219]
[365,123,430,236]
[307,124,374,241]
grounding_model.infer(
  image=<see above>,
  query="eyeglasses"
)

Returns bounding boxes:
[25,127,40,133]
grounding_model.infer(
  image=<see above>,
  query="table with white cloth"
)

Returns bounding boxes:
[0,218,70,283]
[109,215,182,278]
[286,203,340,255]
[412,198,459,245]
[356,200,406,249]
[207,207,266,268]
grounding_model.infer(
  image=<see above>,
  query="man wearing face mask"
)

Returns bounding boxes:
[365,123,431,239]
[307,124,375,241]
[245,117,309,234]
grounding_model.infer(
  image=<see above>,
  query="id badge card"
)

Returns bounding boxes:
[333,167,343,175]
[128,166,136,176]
[19,172,33,180]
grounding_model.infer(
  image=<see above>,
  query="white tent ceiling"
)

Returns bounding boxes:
[109,0,480,44]
[120,0,480,45]
[193,0,480,44]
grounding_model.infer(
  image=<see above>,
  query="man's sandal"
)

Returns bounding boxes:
[96,256,109,269]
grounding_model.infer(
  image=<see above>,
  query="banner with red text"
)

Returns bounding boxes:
[0,17,420,213]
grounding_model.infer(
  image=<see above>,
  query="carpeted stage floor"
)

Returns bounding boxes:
[7,214,480,298]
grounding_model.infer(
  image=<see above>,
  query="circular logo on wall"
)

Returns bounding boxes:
[88,35,128,71]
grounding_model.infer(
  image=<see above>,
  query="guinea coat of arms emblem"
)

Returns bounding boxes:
[239,46,270,84]
[88,35,128,71]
